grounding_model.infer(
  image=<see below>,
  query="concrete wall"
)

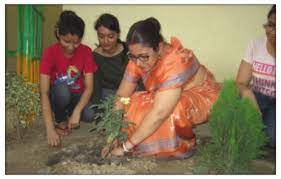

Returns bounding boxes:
[5,5,17,72]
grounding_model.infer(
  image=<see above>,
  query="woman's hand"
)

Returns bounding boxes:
[240,88,262,114]
[46,127,61,147]
[101,145,125,158]
[110,146,125,157]
[101,145,111,158]
[67,110,81,129]
[114,99,124,111]
[101,139,120,158]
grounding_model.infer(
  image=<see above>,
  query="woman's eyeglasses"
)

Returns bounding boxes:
[263,22,276,30]
[127,52,150,63]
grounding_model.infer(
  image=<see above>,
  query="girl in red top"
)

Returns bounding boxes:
[40,11,97,147]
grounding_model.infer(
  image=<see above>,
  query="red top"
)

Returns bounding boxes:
[40,43,97,93]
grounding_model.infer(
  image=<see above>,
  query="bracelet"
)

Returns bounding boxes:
[119,96,130,105]
[122,142,130,153]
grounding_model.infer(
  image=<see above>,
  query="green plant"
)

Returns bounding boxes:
[194,80,267,174]
[5,72,40,134]
[90,95,132,145]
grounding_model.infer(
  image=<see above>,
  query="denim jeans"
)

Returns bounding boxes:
[101,88,116,100]
[254,91,276,148]
[50,84,95,123]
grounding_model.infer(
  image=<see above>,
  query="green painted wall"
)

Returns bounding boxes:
[5,5,62,72]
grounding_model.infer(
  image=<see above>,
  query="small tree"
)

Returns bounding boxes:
[195,80,267,174]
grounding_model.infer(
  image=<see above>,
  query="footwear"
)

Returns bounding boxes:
[55,122,71,136]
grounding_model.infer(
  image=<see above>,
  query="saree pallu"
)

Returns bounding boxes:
[123,37,220,159]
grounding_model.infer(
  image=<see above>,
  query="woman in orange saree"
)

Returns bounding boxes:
[107,17,220,159]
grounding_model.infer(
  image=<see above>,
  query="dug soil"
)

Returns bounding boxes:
[5,116,276,175]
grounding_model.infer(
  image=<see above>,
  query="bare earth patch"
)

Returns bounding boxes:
[5,117,275,174]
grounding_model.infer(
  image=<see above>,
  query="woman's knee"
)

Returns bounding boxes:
[80,104,96,123]
[51,84,71,109]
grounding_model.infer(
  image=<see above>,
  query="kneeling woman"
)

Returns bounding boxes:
[108,17,220,159]
[40,11,97,147]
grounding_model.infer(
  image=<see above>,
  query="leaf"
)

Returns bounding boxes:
[107,134,115,144]
[91,94,134,145]
[5,72,40,128]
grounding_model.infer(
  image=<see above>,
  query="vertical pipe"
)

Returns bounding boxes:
[34,11,37,84]
[30,7,35,83]
[22,5,30,81]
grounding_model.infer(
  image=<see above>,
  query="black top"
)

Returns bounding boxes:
[92,42,129,104]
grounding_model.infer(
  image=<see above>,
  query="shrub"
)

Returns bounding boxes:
[194,80,267,174]
[5,72,40,138]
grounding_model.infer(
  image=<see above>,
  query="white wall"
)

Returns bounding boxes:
[63,4,271,82]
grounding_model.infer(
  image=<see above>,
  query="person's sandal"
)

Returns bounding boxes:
[71,124,80,130]
[55,122,71,136]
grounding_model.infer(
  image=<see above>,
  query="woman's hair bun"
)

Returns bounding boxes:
[145,17,161,33]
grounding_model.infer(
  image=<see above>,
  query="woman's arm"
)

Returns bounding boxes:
[92,67,103,104]
[40,74,60,146]
[184,65,206,90]
[67,73,94,129]
[115,79,137,110]
[236,60,260,110]
[125,88,182,150]
[177,49,205,90]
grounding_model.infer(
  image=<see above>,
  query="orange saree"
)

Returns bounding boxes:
[123,37,220,159]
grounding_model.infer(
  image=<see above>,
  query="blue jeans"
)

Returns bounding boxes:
[254,91,276,148]
[50,84,95,123]
[101,88,116,100]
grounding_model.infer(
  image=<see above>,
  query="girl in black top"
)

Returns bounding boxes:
[93,43,128,101]
[92,13,129,104]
